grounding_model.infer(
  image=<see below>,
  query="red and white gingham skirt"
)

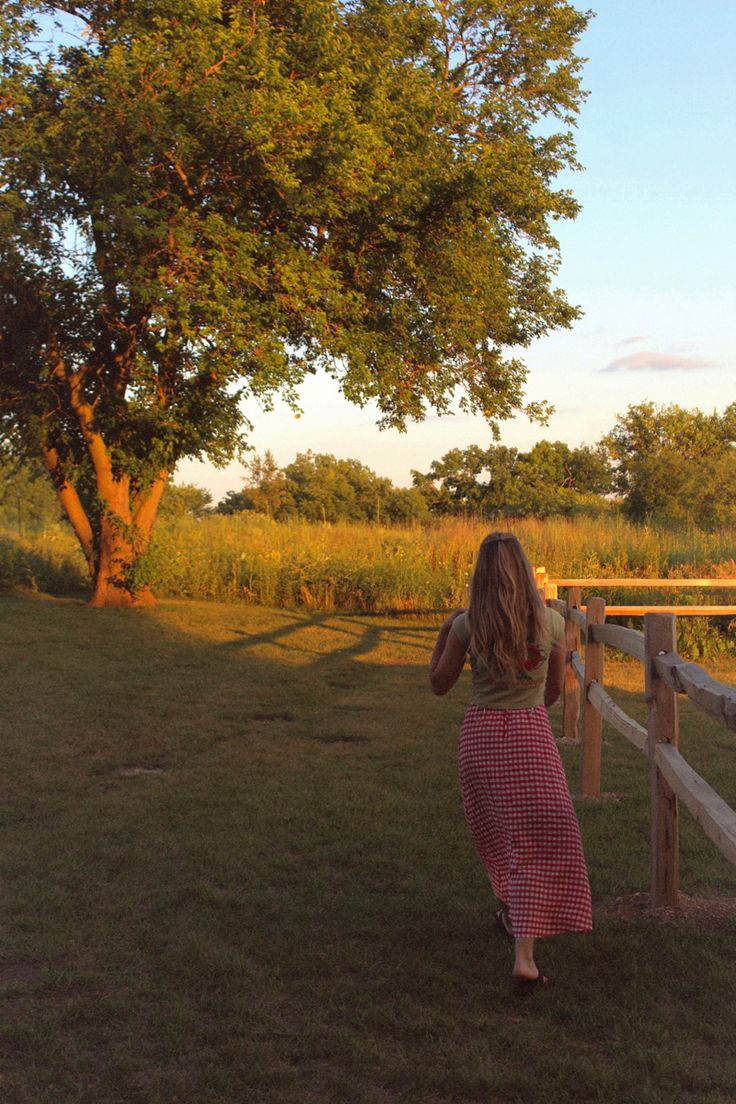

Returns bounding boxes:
[459,704,592,939]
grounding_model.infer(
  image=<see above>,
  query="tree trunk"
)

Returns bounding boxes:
[42,362,171,605]
[87,470,168,608]
[41,357,169,606]
[46,453,168,607]
[88,509,155,608]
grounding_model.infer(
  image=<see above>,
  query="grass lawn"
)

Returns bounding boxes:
[2,593,736,1104]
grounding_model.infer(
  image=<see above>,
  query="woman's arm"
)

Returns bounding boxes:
[429,610,467,696]
[544,637,566,707]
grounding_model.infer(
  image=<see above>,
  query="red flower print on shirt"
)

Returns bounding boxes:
[522,645,542,672]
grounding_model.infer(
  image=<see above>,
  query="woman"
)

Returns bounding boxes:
[429,532,592,993]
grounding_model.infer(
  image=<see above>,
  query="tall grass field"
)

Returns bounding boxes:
[4,512,736,606]
[3,512,736,656]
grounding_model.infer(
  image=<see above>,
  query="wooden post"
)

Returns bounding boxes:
[580,596,605,797]
[645,612,680,908]
[563,586,582,743]
[535,566,548,600]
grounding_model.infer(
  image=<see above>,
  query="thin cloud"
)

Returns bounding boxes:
[602,352,717,374]
[617,335,648,346]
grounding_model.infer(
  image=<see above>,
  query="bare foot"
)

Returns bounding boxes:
[513,936,540,981]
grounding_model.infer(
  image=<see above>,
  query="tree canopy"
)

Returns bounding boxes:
[217,449,430,522]
[602,402,736,527]
[411,439,611,516]
[0,0,590,603]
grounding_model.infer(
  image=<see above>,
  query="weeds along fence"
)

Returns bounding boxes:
[537,572,736,908]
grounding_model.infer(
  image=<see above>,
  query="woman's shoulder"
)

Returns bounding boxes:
[542,604,565,641]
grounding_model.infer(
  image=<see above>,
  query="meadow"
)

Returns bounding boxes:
[3,511,736,658]
[4,511,736,607]
[2,592,736,1103]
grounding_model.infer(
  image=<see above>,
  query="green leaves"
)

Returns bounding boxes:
[3,0,590,442]
[602,402,736,529]
[413,438,611,517]
[1,0,589,592]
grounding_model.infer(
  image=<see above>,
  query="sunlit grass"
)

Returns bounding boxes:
[2,594,736,1103]
[5,512,736,659]
[142,512,736,609]
[5,512,736,613]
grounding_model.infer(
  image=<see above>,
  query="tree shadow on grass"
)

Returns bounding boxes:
[222,607,437,663]
[0,533,90,598]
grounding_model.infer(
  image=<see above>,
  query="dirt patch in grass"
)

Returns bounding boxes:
[119,767,166,777]
[250,711,295,722]
[318,733,371,744]
[600,891,736,928]
[0,961,47,988]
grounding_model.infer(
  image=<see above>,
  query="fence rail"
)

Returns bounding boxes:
[535,569,736,617]
[542,577,736,908]
[547,578,736,588]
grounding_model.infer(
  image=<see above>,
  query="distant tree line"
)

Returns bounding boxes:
[3,403,735,532]
[212,440,608,524]
[208,404,736,529]
[603,402,736,530]
[410,439,611,518]
[216,451,431,523]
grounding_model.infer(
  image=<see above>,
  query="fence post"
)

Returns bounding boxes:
[580,596,605,797]
[535,566,548,600]
[645,613,680,908]
[563,586,582,743]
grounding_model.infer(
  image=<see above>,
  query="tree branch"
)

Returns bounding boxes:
[132,470,169,545]
[40,442,96,574]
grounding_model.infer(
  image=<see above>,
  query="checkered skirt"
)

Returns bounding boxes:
[459,704,592,939]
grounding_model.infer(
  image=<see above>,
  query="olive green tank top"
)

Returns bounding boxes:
[451,605,564,710]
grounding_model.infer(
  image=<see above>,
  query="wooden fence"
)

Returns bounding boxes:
[534,569,736,617]
[536,576,736,908]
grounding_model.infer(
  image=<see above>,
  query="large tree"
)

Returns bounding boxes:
[412,439,610,516]
[602,402,736,527]
[1,0,590,604]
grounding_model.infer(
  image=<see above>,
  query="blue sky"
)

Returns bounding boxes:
[143,4,736,497]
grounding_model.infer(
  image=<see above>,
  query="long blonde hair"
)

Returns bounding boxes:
[466,532,546,685]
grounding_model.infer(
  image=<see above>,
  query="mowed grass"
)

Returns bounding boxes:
[2,594,736,1104]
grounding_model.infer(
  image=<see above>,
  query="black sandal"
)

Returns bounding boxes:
[495,907,514,940]
[512,972,550,995]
